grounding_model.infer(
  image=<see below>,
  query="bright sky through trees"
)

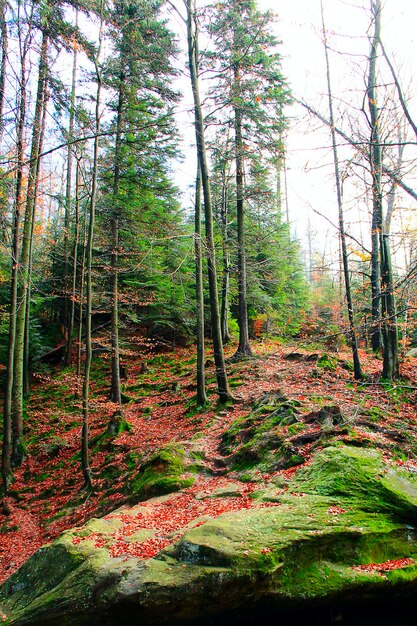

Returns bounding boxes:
[260,0,417,267]
[173,0,417,269]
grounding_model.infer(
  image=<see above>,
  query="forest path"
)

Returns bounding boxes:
[1,340,416,583]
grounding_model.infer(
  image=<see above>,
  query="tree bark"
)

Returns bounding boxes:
[321,0,363,380]
[1,12,29,490]
[82,12,104,490]
[23,78,49,396]
[109,81,123,417]
[220,164,231,344]
[195,164,208,406]
[185,0,233,402]
[233,83,253,358]
[0,0,7,144]
[12,32,48,467]
[67,155,82,368]
[367,0,398,379]
[75,204,87,399]
[64,23,78,365]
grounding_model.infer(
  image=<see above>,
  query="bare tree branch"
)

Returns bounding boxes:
[296,98,417,203]
[379,40,417,141]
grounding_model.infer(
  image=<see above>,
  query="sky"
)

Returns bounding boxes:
[263,0,417,262]
[172,0,417,271]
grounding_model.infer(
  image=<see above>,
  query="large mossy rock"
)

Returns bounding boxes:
[3,446,417,625]
[127,443,196,503]
[288,445,417,521]
[220,393,304,470]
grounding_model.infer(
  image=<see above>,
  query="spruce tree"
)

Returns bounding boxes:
[207,0,289,358]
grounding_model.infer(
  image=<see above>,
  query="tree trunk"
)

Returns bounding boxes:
[367,0,398,379]
[370,210,382,351]
[195,164,208,406]
[368,0,382,354]
[185,0,233,402]
[0,0,7,144]
[67,156,82,367]
[233,69,253,359]
[109,81,123,417]
[321,0,363,380]
[75,207,87,400]
[64,24,78,365]
[1,16,28,490]
[23,78,49,396]
[380,233,399,379]
[220,168,231,345]
[82,15,104,490]
[12,32,48,467]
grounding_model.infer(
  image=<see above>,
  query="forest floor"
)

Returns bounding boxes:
[1,335,417,583]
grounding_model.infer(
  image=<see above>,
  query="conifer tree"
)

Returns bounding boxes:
[101,0,180,421]
[207,0,289,358]
[185,0,233,402]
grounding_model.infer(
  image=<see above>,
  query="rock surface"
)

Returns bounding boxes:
[2,446,417,625]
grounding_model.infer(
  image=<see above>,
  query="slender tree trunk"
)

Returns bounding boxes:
[275,132,285,224]
[220,166,231,344]
[82,13,104,490]
[109,82,123,417]
[64,24,78,364]
[367,0,398,379]
[283,151,290,223]
[75,208,87,399]
[384,122,404,235]
[109,215,122,410]
[195,164,208,406]
[233,70,253,359]
[368,0,382,354]
[321,0,363,380]
[12,32,48,466]
[67,156,82,367]
[1,20,28,490]
[23,79,49,396]
[370,210,381,351]
[400,236,414,357]
[0,0,7,144]
[185,0,233,402]
[380,232,399,378]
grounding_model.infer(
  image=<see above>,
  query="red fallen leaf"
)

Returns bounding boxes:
[327,506,346,515]
[353,558,416,573]
[3,342,415,585]
[260,547,272,554]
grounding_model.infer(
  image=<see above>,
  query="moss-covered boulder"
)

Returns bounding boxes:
[128,443,196,503]
[3,446,417,625]
[220,393,304,470]
[289,445,417,521]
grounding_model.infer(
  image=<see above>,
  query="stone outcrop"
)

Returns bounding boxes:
[2,446,417,625]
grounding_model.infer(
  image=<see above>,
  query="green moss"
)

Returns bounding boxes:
[289,446,417,521]
[125,451,142,471]
[229,377,244,388]
[221,394,300,454]
[74,517,122,537]
[362,406,385,422]
[128,443,196,503]
[317,353,338,370]
[386,563,417,583]
[219,394,307,473]
[4,485,417,624]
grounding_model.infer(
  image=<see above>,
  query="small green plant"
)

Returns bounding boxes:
[317,353,338,371]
